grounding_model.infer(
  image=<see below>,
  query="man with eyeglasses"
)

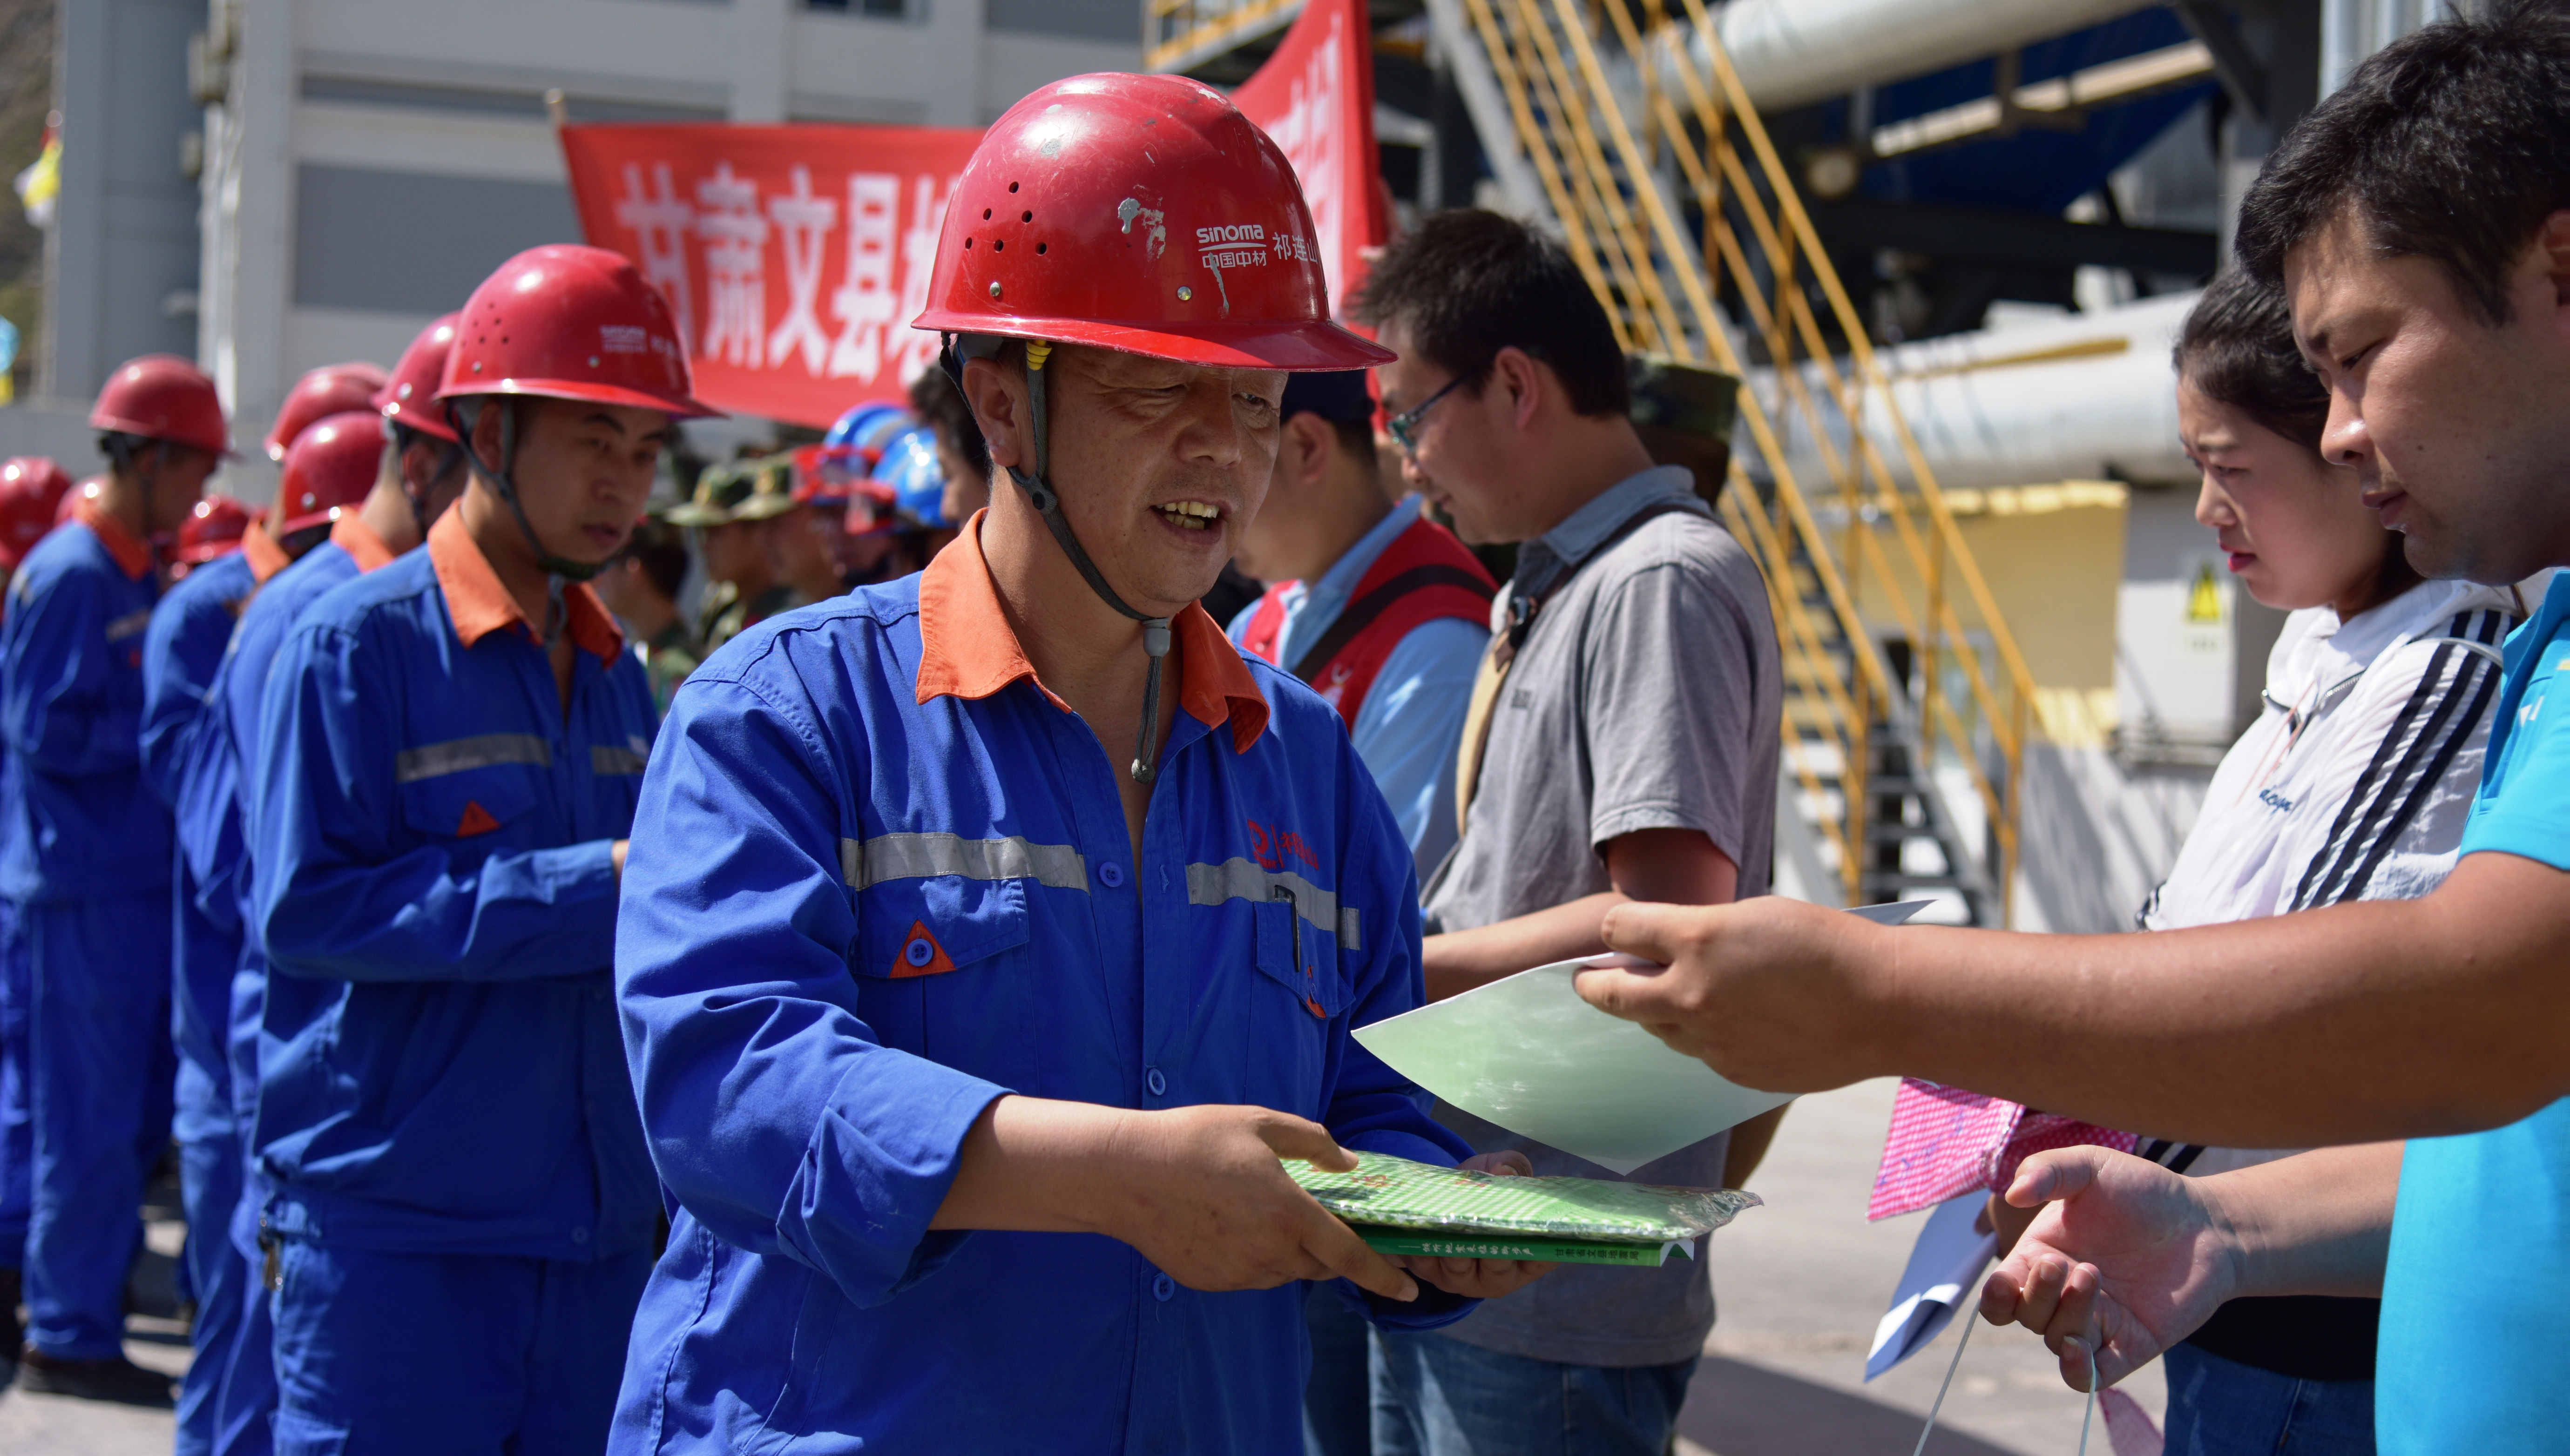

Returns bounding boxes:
[1352,209,1784,1456]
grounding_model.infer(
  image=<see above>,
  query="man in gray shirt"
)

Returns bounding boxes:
[1352,211,1782,1455]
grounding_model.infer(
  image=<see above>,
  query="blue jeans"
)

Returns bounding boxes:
[1306,1284,1377,1456]
[1372,1329,1698,1456]
[2163,1342,2376,1455]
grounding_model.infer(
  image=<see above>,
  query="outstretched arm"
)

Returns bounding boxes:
[1577,851,2570,1146]
[1975,1142,2400,1391]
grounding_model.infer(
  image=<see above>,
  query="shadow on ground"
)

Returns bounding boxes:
[1681,1356,2021,1456]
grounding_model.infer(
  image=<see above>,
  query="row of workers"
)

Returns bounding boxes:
[0,67,1791,1456]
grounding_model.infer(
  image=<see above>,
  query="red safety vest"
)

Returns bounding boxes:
[1240,514,1495,726]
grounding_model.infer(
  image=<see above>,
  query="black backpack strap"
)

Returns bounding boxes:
[1505,500,1703,654]
[1289,563,1496,684]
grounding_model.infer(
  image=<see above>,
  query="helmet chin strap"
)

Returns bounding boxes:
[453,398,605,646]
[951,334,1173,784]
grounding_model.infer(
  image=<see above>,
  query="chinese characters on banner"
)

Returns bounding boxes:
[557,124,983,428]
[557,13,1387,428]
[1231,0,1389,324]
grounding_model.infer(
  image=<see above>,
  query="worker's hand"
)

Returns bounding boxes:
[1976,1146,2239,1391]
[1575,897,1890,1092]
[1394,1150,1559,1299]
[610,839,630,877]
[1101,1105,1420,1303]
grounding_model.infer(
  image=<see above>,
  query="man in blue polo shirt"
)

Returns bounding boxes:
[610,75,1549,1456]
[250,247,695,1451]
[1569,8,2570,1450]
[4,356,223,1403]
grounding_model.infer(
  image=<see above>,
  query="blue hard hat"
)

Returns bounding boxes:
[808,403,916,503]
[872,427,950,531]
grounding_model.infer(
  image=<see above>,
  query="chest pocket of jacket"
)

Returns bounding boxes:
[849,871,1035,1088]
[394,734,548,846]
[1252,891,1346,1021]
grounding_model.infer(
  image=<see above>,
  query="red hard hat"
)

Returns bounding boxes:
[90,354,232,458]
[175,495,255,565]
[0,458,72,568]
[265,363,392,461]
[374,314,461,443]
[54,479,98,526]
[912,73,1392,373]
[274,411,384,535]
[437,244,717,418]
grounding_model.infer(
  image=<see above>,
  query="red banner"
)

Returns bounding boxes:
[1231,0,1388,323]
[557,123,983,428]
[557,20,1387,428]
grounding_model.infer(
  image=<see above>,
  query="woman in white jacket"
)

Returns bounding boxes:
[2124,272,2518,1451]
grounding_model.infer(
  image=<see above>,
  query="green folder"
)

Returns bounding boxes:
[1287,1151,1759,1268]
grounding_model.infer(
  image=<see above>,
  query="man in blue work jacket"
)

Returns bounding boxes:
[187,316,467,1456]
[4,356,225,1404]
[151,407,383,1456]
[140,507,259,1448]
[0,455,73,1360]
[611,75,1552,1456]
[249,246,702,1452]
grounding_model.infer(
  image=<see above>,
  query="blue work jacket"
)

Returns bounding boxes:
[141,546,257,1130]
[251,509,656,1259]
[613,524,1475,1456]
[195,522,390,1123]
[0,505,170,901]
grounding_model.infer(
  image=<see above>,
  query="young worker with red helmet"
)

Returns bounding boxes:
[143,414,375,1448]
[0,454,69,1361]
[611,75,1549,1456]
[259,363,389,466]
[1,355,223,1401]
[183,317,470,1456]
[248,248,699,1450]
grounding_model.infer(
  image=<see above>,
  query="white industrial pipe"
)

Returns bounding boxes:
[1655,0,2157,114]
[1759,291,2200,493]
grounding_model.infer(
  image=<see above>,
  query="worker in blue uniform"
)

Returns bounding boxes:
[248,247,701,1453]
[187,317,466,1456]
[152,407,383,1455]
[609,76,1553,1456]
[140,507,258,1449]
[0,455,74,1359]
[3,355,225,1403]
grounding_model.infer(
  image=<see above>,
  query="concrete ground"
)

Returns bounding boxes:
[0,1078,2157,1455]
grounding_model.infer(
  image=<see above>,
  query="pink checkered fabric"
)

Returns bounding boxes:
[1869,1078,2137,1222]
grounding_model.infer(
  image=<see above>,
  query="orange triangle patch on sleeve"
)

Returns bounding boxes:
[455,800,501,837]
[891,920,957,978]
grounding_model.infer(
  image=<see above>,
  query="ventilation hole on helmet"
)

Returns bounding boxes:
[982,208,992,220]
[1035,243,1047,255]
[991,240,1003,252]
[965,237,973,249]
[1021,210,1032,223]
[1008,181,1020,193]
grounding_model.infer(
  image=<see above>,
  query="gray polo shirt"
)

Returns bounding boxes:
[1420,464,1781,1368]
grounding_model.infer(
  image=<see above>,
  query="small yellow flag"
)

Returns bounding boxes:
[2186,561,2225,624]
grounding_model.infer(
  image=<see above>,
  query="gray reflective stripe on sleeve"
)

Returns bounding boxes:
[840,832,1089,891]
[105,609,153,642]
[590,745,650,775]
[1185,858,1361,950]
[394,733,553,783]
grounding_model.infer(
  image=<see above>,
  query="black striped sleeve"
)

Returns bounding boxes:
[2287,609,2509,910]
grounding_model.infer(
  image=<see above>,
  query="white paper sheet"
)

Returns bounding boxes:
[1353,901,1933,1174]
[1866,1192,1999,1381]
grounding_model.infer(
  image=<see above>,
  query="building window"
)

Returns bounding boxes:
[806,0,912,15]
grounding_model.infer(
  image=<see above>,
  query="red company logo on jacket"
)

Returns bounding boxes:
[1245,816,1319,874]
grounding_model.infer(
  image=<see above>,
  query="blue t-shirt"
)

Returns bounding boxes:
[2377,572,2570,1452]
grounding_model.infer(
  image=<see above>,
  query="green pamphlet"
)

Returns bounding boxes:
[1287,1151,1759,1267]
